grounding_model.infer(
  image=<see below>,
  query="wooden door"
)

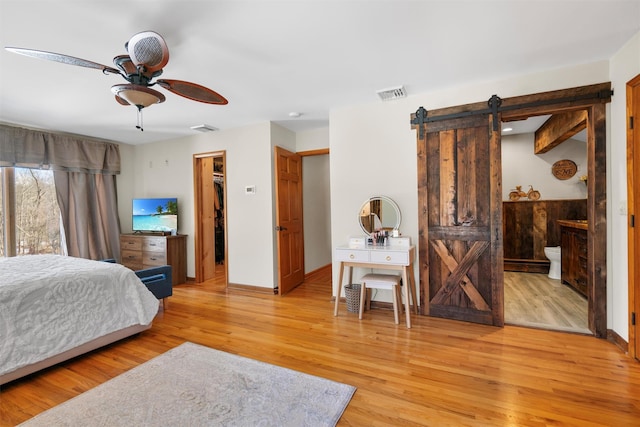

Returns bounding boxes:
[417,113,504,326]
[194,156,216,282]
[274,146,304,295]
[628,74,640,360]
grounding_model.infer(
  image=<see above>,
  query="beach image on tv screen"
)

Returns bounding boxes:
[132,198,178,232]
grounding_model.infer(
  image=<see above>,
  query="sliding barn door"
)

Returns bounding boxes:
[417,113,503,326]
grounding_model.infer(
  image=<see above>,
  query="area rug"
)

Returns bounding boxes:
[20,342,356,426]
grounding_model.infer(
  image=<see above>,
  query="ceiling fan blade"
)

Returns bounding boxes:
[5,47,120,74]
[156,79,228,105]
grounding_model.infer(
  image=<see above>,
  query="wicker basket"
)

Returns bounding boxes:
[344,283,361,313]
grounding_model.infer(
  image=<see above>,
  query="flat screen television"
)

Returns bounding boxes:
[132,197,178,233]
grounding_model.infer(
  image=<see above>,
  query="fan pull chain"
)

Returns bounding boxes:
[136,106,144,131]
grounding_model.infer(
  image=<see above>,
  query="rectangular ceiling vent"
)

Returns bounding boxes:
[376,85,406,101]
[190,124,218,132]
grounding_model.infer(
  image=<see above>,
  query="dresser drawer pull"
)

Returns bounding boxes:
[386,256,391,261]
[349,254,355,259]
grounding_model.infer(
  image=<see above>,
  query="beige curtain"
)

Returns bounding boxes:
[0,124,121,260]
[54,172,121,261]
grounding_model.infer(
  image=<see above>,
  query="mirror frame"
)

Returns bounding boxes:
[358,195,401,236]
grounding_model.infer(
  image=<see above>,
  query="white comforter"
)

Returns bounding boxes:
[0,255,159,377]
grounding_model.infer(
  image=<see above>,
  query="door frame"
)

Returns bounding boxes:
[500,88,608,338]
[627,74,640,359]
[413,82,610,337]
[193,151,228,285]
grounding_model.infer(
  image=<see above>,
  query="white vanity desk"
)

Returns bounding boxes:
[333,243,418,326]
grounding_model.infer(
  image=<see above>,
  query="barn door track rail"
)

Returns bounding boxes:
[411,89,613,138]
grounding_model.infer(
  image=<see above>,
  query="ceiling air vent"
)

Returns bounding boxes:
[376,85,406,101]
[190,124,218,132]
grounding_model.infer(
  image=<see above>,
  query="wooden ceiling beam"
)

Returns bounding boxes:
[534,110,587,154]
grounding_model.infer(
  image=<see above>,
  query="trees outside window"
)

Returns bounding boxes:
[0,167,61,256]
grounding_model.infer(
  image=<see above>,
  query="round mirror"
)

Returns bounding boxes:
[358,196,401,235]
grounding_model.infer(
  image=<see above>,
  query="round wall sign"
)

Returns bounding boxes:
[552,159,577,180]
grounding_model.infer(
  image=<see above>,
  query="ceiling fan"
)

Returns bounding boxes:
[5,31,228,131]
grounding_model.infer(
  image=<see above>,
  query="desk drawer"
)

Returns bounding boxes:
[335,248,369,262]
[370,250,408,265]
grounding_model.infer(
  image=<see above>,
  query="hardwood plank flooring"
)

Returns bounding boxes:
[504,271,589,334]
[2,268,640,426]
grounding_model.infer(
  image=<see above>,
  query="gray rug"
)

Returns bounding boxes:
[20,342,356,427]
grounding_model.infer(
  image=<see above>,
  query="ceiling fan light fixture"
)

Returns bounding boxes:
[111,84,166,108]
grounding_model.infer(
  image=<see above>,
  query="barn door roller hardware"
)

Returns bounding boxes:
[411,89,614,138]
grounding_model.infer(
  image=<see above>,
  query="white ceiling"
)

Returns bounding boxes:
[1,1,638,145]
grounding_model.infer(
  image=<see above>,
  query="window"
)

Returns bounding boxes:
[0,167,62,256]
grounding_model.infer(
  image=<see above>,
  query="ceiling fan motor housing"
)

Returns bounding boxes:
[127,31,169,73]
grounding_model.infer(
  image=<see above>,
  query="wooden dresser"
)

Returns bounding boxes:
[120,234,187,286]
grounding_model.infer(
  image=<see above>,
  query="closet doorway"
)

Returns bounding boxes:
[194,151,227,284]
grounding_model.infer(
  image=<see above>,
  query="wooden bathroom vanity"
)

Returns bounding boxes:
[558,220,588,297]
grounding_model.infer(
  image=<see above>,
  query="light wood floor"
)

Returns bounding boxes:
[2,268,640,426]
[504,271,590,334]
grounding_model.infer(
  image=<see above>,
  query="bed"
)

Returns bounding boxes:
[0,255,159,385]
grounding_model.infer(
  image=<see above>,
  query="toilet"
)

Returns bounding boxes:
[544,246,561,280]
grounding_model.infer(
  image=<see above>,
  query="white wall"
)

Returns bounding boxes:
[116,143,135,236]
[296,127,330,152]
[330,100,419,294]
[302,154,331,272]
[609,31,640,340]
[502,134,588,201]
